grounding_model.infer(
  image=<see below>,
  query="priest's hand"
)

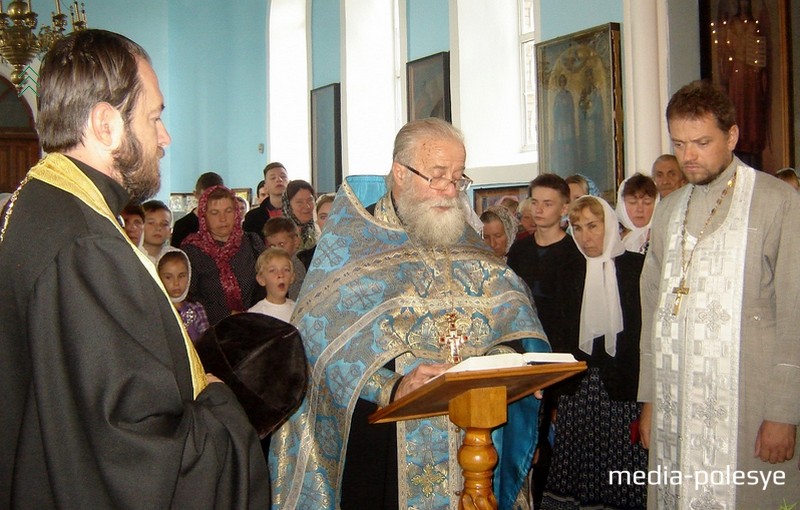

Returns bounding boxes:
[754,420,796,463]
[394,363,449,401]
[639,402,652,450]
[206,373,223,384]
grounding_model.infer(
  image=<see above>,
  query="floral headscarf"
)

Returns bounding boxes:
[481,205,518,256]
[182,185,245,313]
[282,180,318,251]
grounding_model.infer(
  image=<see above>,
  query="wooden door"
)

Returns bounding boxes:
[0,75,40,192]
[0,132,40,192]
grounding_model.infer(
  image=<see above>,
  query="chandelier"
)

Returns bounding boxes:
[0,1,88,91]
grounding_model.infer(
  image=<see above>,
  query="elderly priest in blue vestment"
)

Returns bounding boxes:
[270,118,550,510]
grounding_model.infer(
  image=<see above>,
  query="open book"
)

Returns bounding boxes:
[370,352,586,424]
[445,352,577,373]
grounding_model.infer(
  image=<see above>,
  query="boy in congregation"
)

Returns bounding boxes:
[248,247,297,323]
[244,161,289,238]
[121,201,145,246]
[140,199,173,263]
[505,173,584,506]
[507,174,583,339]
[263,216,306,299]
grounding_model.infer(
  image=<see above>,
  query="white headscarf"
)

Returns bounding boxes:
[156,247,192,304]
[570,196,625,356]
[614,174,658,254]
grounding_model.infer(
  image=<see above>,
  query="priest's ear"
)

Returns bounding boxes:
[85,102,125,151]
[726,124,740,152]
[391,162,410,191]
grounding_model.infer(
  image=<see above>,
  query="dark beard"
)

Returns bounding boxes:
[695,165,727,186]
[113,125,162,202]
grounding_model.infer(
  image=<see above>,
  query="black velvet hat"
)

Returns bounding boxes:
[195,313,308,437]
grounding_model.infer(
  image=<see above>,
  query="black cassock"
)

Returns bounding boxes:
[0,158,272,509]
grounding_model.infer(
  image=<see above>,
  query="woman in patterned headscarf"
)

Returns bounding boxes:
[182,185,265,325]
[282,180,320,251]
[479,205,517,259]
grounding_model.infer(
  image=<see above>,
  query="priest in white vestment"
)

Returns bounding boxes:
[638,80,800,509]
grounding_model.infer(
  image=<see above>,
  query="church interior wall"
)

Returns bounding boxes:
[16,0,800,201]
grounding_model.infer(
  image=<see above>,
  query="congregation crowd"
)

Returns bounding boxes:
[3,29,800,510]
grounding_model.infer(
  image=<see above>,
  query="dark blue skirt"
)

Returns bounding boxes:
[540,367,647,509]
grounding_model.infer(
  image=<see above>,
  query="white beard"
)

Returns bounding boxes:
[396,187,467,248]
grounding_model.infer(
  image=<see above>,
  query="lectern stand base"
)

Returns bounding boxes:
[449,386,507,510]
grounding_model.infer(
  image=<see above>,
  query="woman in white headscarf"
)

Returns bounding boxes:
[615,173,658,254]
[540,195,647,510]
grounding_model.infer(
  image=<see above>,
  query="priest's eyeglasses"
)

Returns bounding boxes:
[401,164,473,192]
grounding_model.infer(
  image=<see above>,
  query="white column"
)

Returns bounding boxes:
[340,0,398,175]
[622,0,671,177]
[269,0,311,180]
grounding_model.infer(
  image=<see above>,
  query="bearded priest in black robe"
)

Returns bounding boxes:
[0,30,270,509]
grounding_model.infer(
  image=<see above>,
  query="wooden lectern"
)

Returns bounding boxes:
[369,361,587,509]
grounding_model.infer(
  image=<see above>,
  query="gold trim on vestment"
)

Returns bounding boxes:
[18,154,208,397]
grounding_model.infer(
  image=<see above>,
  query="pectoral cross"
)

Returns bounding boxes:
[671,280,690,316]
[438,312,468,363]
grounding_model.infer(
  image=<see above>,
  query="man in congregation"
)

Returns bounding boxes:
[243,161,289,238]
[269,118,549,510]
[0,30,269,508]
[638,80,800,508]
[650,153,687,198]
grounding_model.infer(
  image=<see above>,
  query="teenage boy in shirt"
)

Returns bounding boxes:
[243,162,289,238]
[506,173,584,506]
[507,173,582,337]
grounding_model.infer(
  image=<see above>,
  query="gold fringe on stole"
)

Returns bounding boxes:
[27,153,208,397]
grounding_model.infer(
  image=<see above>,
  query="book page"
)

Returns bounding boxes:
[444,353,524,373]
[445,352,577,373]
[522,352,577,364]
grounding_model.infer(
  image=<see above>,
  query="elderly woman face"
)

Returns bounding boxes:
[482,219,509,257]
[623,192,656,228]
[206,197,236,242]
[571,205,605,258]
[290,189,315,223]
[519,206,536,234]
